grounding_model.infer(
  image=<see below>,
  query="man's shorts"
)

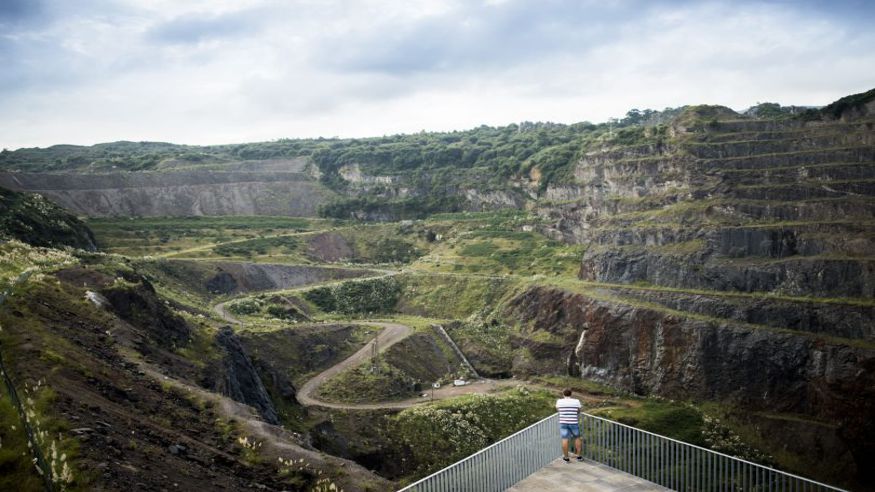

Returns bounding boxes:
[559,423,580,439]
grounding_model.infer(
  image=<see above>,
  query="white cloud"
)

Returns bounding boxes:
[1,0,873,149]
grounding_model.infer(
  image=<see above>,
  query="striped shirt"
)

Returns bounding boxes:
[556,397,581,424]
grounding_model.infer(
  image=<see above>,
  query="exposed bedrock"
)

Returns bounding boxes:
[504,286,875,424]
[0,170,336,217]
[210,327,280,425]
[617,288,875,341]
[698,146,875,170]
[100,275,192,348]
[579,249,875,297]
[587,223,875,258]
[684,131,875,158]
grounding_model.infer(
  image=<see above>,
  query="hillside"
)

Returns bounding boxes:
[0,186,96,250]
[0,90,872,221]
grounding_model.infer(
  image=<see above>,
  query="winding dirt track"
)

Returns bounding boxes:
[213,299,241,324]
[210,269,524,410]
[296,322,413,409]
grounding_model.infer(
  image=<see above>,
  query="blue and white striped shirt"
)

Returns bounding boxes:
[556,397,581,424]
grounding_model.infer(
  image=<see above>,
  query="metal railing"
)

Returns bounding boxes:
[580,412,846,492]
[397,411,847,492]
[398,413,560,492]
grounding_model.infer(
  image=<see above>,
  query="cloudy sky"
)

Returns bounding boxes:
[1,0,873,149]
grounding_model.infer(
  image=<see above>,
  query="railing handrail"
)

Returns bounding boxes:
[397,412,558,491]
[396,410,848,492]
[580,411,846,491]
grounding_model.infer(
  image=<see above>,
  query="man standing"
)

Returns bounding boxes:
[556,388,583,463]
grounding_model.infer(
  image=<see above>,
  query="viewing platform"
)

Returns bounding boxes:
[398,412,846,492]
[508,457,668,491]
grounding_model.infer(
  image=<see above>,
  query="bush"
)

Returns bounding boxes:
[392,387,555,478]
[303,286,336,312]
[303,277,401,315]
[228,298,263,315]
[315,361,416,403]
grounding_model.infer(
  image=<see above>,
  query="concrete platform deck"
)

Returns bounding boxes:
[508,458,669,491]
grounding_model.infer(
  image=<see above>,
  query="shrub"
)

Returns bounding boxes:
[392,387,555,478]
[303,277,400,315]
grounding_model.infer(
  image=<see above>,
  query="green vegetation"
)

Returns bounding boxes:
[0,141,203,172]
[448,229,584,275]
[592,400,706,445]
[527,375,619,397]
[0,187,95,250]
[446,320,513,377]
[0,387,45,491]
[4,89,873,489]
[815,87,875,120]
[0,240,78,295]
[316,361,417,403]
[318,194,466,220]
[87,216,327,256]
[671,105,740,130]
[306,224,426,264]
[214,236,299,258]
[396,274,514,319]
[392,387,555,479]
[304,277,401,315]
[0,378,83,491]
[590,400,772,464]
[745,102,808,119]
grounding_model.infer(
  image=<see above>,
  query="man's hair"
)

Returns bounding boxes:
[562,388,572,397]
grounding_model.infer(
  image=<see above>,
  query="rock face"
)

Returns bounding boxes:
[213,327,280,425]
[101,276,191,348]
[504,285,875,482]
[0,170,336,217]
[507,286,875,417]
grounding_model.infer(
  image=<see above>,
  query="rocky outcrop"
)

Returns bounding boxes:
[212,327,279,425]
[461,189,525,211]
[617,288,875,341]
[504,284,875,485]
[580,248,875,298]
[0,185,97,250]
[101,276,191,348]
[505,284,875,429]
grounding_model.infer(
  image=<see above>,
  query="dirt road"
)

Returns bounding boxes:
[213,299,241,324]
[208,268,543,411]
[296,322,415,409]
[295,321,525,410]
[211,269,399,325]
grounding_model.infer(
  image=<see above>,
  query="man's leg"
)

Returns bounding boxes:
[561,438,569,458]
[574,436,583,457]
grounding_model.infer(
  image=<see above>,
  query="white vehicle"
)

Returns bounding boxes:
[453,379,468,386]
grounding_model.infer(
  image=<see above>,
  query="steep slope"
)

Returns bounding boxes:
[0,262,391,491]
[0,185,96,249]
